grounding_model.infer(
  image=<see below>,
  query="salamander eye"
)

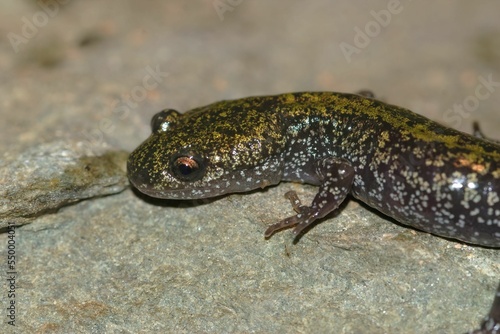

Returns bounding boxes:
[151,109,181,133]
[170,154,206,182]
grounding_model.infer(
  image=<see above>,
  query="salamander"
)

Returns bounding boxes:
[127,92,500,332]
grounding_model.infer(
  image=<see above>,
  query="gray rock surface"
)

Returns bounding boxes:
[0,1,499,333]
[0,141,128,227]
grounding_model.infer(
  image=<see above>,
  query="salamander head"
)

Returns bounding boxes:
[127,99,287,199]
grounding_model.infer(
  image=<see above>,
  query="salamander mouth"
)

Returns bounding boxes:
[130,181,224,200]
[127,167,225,200]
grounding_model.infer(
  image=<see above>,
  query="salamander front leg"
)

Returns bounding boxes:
[264,157,355,238]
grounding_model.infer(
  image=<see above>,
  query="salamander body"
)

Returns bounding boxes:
[127,92,500,333]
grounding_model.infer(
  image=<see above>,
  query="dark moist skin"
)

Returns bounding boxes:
[127,92,500,333]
